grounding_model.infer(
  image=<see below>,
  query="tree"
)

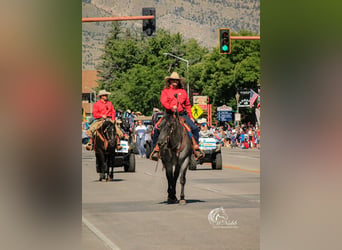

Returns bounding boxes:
[95,26,260,123]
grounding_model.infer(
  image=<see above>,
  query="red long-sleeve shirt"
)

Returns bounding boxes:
[160,86,193,119]
[92,100,115,120]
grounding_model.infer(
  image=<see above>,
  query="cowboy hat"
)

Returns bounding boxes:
[165,72,184,82]
[197,118,207,124]
[126,109,131,113]
[97,90,111,97]
[135,111,142,115]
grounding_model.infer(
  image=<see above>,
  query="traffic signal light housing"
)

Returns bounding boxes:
[219,28,231,54]
[142,7,156,36]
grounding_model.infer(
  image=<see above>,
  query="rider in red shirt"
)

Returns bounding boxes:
[86,90,123,150]
[150,72,204,161]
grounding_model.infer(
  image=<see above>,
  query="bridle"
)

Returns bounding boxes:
[160,114,187,158]
[95,121,116,151]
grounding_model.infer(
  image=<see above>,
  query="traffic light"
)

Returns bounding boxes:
[219,28,231,54]
[142,7,156,36]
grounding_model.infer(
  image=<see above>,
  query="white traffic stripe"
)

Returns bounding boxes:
[144,172,153,176]
[82,216,121,250]
[227,154,259,160]
[205,188,220,193]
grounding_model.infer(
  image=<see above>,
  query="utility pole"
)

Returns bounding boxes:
[163,53,189,96]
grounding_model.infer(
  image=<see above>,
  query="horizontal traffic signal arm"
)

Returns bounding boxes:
[231,36,260,40]
[82,16,155,22]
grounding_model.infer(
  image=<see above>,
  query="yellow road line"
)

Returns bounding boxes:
[202,163,260,173]
[223,165,260,173]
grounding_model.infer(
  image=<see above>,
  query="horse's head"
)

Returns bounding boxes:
[158,114,182,151]
[101,120,117,148]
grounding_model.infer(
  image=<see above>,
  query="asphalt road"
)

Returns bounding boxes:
[82,147,260,250]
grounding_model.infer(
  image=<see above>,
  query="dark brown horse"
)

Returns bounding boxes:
[94,120,117,181]
[157,113,192,204]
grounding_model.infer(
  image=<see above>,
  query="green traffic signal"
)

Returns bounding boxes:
[219,28,231,54]
[222,45,228,51]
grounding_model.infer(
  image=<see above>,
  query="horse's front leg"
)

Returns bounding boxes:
[173,162,181,199]
[106,153,114,181]
[96,151,106,181]
[179,156,190,204]
[164,163,177,203]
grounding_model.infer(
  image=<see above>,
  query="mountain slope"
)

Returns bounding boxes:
[82,0,260,70]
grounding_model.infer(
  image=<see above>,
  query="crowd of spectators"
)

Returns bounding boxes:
[83,109,260,150]
[197,119,260,150]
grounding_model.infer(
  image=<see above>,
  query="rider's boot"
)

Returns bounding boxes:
[150,144,160,161]
[86,137,93,151]
[191,137,204,160]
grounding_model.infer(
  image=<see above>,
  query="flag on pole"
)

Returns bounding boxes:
[250,89,259,108]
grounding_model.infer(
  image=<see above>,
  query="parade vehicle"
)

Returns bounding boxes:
[111,119,136,172]
[148,112,165,157]
[189,136,222,170]
[113,138,136,172]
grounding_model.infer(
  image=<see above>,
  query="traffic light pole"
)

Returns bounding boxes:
[231,36,260,40]
[82,17,260,41]
[82,16,155,22]
[163,53,189,96]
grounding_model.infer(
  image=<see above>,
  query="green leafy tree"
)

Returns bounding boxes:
[95,26,260,123]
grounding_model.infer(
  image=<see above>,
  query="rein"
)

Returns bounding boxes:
[95,124,114,151]
[164,115,187,159]
[96,128,108,151]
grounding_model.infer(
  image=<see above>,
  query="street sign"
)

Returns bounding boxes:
[238,89,250,108]
[217,105,232,111]
[191,104,203,120]
[217,105,233,121]
[193,96,208,110]
[218,111,232,121]
[235,113,241,121]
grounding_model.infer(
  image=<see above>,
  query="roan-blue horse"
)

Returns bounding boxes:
[157,112,192,204]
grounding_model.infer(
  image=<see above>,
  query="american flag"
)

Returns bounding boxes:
[250,89,259,108]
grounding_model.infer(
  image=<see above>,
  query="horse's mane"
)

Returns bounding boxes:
[159,113,184,152]
[101,120,113,131]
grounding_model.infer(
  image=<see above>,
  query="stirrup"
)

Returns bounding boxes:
[193,149,204,160]
[149,149,160,161]
[86,143,93,151]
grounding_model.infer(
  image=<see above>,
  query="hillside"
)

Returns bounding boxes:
[82,0,260,70]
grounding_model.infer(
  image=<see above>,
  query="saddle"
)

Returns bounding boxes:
[154,116,191,137]
[150,116,204,161]
[93,121,122,151]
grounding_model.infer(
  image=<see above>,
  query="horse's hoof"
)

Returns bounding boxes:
[167,197,178,204]
[101,178,107,182]
[179,200,186,205]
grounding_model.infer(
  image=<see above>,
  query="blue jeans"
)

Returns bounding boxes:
[152,114,199,149]
[137,136,146,157]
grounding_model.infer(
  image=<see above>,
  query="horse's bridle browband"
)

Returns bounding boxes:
[96,124,114,151]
